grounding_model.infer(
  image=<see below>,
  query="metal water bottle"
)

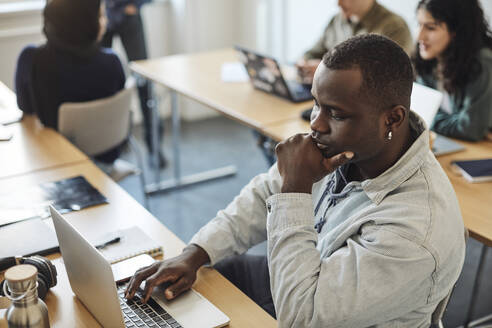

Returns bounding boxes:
[3,264,50,328]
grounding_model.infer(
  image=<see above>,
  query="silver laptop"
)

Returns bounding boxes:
[50,206,230,328]
[411,83,465,156]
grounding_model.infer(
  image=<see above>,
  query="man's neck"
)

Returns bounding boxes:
[353,125,415,181]
[354,0,376,21]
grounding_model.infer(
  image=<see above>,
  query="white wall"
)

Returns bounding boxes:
[0,3,44,90]
[282,0,337,62]
[164,0,239,120]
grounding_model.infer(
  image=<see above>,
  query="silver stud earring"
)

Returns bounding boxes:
[387,131,393,140]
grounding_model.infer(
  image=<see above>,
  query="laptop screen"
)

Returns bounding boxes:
[410,83,443,129]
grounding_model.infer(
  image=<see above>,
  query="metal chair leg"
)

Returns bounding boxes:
[129,136,149,210]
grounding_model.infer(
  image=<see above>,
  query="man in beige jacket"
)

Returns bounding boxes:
[298,0,413,83]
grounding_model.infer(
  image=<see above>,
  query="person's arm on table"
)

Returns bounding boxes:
[126,163,283,302]
[125,244,209,302]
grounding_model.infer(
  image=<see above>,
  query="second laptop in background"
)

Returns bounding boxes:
[235,45,313,103]
[410,83,465,156]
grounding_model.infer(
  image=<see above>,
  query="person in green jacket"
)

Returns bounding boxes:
[414,0,492,141]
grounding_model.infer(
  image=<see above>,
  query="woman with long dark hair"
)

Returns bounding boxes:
[413,0,492,141]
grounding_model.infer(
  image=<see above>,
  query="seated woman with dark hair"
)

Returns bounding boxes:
[15,0,135,178]
[413,0,492,141]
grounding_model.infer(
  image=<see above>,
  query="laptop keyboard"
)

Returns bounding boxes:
[118,285,183,328]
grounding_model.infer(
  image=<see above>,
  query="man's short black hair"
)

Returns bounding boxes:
[322,34,413,110]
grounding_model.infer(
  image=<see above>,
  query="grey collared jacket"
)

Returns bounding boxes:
[191,113,466,327]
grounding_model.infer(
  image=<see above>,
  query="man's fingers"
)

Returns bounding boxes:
[276,133,306,152]
[141,271,175,303]
[165,276,194,300]
[126,266,153,298]
[322,151,354,171]
[125,264,158,299]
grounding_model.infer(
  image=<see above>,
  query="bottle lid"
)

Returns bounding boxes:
[5,264,37,283]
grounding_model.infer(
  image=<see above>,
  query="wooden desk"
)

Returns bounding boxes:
[261,118,310,142]
[0,161,276,328]
[130,48,311,129]
[130,48,312,194]
[436,140,492,246]
[0,115,88,180]
[439,140,492,326]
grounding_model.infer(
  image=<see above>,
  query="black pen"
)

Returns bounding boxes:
[95,236,121,249]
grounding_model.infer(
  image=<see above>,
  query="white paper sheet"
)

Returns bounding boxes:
[221,62,249,83]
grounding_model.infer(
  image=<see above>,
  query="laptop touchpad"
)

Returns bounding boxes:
[152,285,230,328]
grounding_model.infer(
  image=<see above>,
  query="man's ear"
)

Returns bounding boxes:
[384,105,407,130]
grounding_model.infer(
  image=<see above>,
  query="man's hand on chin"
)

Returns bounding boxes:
[275,133,353,194]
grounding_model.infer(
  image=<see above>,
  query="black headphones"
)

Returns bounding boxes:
[0,256,57,300]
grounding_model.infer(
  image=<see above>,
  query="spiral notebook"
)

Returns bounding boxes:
[97,226,163,264]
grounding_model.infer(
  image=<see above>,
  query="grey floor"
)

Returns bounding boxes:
[118,116,492,327]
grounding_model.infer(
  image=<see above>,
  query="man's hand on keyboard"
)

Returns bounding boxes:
[125,244,211,303]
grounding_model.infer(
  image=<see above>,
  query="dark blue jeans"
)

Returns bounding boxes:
[102,13,163,153]
[214,254,276,318]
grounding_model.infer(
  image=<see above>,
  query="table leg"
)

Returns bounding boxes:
[145,90,236,195]
[149,82,160,180]
[171,91,181,184]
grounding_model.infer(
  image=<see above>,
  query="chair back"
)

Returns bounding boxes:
[58,81,135,156]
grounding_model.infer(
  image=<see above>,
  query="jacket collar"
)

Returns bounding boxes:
[361,111,430,205]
